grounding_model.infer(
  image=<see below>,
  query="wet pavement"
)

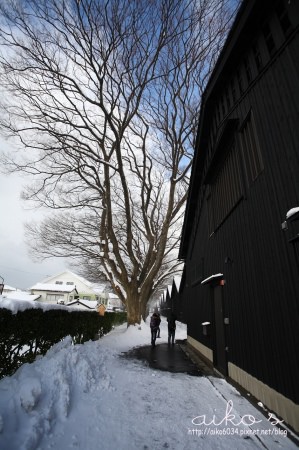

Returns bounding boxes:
[124,341,204,376]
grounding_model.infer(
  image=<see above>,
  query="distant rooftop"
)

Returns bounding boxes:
[30,283,77,293]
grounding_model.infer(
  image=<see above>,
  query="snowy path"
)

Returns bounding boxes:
[0,319,297,450]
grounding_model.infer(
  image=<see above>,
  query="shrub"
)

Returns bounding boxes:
[0,308,127,378]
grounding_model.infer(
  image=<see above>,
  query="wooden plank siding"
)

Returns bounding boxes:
[177,0,299,432]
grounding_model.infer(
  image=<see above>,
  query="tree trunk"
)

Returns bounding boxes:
[140,299,148,322]
[126,295,141,325]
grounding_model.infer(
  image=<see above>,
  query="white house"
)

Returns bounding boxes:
[30,283,78,304]
[40,270,106,302]
[106,293,124,311]
[31,270,123,308]
[2,285,17,295]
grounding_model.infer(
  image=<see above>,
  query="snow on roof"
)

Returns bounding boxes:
[0,295,76,314]
[91,284,106,293]
[201,273,224,285]
[41,271,107,292]
[4,291,41,302]
[67,299,97,309]
[30,283,77,293]
[41,270,94,287]
[286,207,299,220]
[3,285,17,291]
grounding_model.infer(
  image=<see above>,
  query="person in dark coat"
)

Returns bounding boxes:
[150,313,160,347]
[167,313,176,345]
[156,313,161,338]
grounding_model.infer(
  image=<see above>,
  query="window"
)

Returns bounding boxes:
[83,296,91,300]
[239,112,264,184]
[263,23,276,56]
[207,141,243,233]
[47,294,64,302]
[55,281,63,285]
[66,281,74,285]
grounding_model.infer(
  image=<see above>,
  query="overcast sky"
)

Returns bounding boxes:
[0,138,68,289]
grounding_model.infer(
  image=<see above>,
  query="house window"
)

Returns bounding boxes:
[83,296,91,300]
[47,294,64,302]
[55,281,63,285]
[239,112,264,184]
[207,141,243,233]
[66,282,74,285]
[263,23,276,56]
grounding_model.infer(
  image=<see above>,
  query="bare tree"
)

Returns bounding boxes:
[0,0,238,324]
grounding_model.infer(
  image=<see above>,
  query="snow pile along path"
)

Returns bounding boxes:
[0,319,297,450]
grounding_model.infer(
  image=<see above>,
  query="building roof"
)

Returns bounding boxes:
[4,291,41,301]
[67,299,97,309]
[41,270,106,293]
[30,283,78,293]
[92,284,106,293]
[3,285,17,292]
[108,293,119,299]
[42,270,93,286]
[179,0,269,259]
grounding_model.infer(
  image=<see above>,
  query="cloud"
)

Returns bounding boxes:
[0,143,67,288]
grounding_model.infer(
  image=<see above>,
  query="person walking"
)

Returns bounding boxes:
[156,313,161,338]
[167,313,176,346]
[150,312,160,348]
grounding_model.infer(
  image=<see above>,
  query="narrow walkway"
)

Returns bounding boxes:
[124,340,212,376]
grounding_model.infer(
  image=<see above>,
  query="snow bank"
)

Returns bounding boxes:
[0,319,297,450]
[0,295,85,314]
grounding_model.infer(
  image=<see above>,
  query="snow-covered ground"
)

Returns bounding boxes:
[0,317,297,450]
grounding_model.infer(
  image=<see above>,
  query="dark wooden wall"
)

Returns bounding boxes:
[178,0,299,405]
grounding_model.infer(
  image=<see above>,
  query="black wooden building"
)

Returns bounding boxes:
[178,0,299,432]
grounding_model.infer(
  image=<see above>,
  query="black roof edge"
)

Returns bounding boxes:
[178,0,260,260]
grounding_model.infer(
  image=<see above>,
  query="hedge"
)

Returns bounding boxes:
[0,308,127,379]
